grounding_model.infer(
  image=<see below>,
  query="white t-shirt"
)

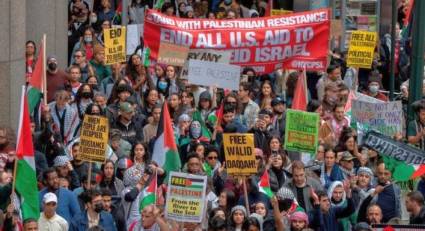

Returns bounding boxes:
[38,212,68,231]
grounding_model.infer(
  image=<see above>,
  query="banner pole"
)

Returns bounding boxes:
[243,176,250,216]
[87,162,92,187]
[42,34,47,105]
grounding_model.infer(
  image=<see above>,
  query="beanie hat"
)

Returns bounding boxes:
[231,205,247,217]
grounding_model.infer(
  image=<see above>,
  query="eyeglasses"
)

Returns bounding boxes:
[208,156,218,160]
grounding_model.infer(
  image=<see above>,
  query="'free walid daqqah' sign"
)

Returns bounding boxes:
[363,130,425,165]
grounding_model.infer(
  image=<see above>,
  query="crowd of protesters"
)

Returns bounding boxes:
[1,0,425,230]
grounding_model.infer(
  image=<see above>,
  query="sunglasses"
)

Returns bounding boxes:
[255,156,262,160]
[208,156,218,160]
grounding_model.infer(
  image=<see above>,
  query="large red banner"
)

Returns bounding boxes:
[143,9,330,74]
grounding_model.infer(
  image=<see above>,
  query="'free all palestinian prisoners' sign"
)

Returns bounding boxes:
[284,109,320,154]
[165,172,207,223]
[144,9,330,73]
[223,133,256,176]
[79,115,109,162]
[346,30,377,69]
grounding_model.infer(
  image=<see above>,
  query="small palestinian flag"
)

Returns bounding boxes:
[184,178,204,190]
[258,170,273,199]
[139,172,157,211]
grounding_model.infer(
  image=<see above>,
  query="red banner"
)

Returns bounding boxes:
[143,9,330,74]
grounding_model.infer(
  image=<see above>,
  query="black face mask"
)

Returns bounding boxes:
[81,92,92,99]
[48,63,57,71]
[90,85,99,91]
[94,203,103,213]
[0,143,7,150]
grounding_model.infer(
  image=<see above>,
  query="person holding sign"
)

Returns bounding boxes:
[89,45,112,82]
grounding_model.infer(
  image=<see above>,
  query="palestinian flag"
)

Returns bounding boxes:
[139,172,157,211]
[152,103,182,178]
[154,0,165,10]
[258,170,273,199]
[382,155,425,181]
[15,86,40,220]
[292,70,308,111]
[28,37,45,113]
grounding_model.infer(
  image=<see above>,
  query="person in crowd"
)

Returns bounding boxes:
[319,102,349,147]
[238,82,260,129]
[98,160,124,196]
[46,56,69,103]
[70,27,99,65]
[363,72,388,101]
[316,65,342,101]
[285,161,323,212]
[405,191,425,224]
[308,184,355,231]
[38,192,68,231]
[111,102,144,145]
[53,155,80,190]
[49,90,80,144]
[408,99,425,150]
[101,188,126,231]
[289,211,309,231]
[89,45,112,82]
[271,96,286,138]
[320,147,344,189]
[128,205,169,231]
[268,152,291,193]
[142,104,161,144]
[39,168,81,224]
[69,189,117,231]
[67,65,83,99]
[26,40,37,81]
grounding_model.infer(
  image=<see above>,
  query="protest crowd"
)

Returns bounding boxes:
[1,0,425,230]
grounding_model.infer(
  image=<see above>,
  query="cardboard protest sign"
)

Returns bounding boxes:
[223,133,256,176]
[271,9,293,16]
[79,115,109,162]
[126,24,141,55]
[351,100,403,140]
[144,9,330,74]
[165,172,207,223]
[157,42,190,66]
[284,110,319,154]
[104,27,126,65]
[188,60,240,91]
[363,131,425,165]
[181,49,231,78]
[346,30,377,68]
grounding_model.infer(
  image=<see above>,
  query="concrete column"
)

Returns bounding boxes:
[0,0,26,129]
[26,0,68,69]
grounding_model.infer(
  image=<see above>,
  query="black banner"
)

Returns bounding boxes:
[363,131,425,165]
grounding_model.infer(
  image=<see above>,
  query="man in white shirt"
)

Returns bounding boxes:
[38,192,68,231]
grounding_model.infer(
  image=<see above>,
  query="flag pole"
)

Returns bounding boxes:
[242,176,250,216]
[42,34,47,105]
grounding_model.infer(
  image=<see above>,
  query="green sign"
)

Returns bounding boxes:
[284,109,320,154]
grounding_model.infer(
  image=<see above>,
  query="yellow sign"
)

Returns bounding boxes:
[271,9,293,16]
[346,31,377,69]
[223,133,256,176]
[104,27,126,65]
[165,172,207,223]
[79,115,109,162]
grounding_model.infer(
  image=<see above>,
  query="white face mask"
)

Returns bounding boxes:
[369,85,379,94]
[90,16,97,23]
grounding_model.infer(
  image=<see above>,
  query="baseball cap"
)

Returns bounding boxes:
[271,97,286,106]
[43,192,57,204]
[119,102,134,113]
[341,151,355,161]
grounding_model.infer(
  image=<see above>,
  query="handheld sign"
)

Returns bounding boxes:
[165,172,207,223]
[104,27,126,65]
[188,60,241,91]
[79,115,109,162]
[181,49,231,78]
[351,100,403,141]
[284,110,320,154]
[223,133,256,176]
[157,42,190,66]
[346,30,377,69]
